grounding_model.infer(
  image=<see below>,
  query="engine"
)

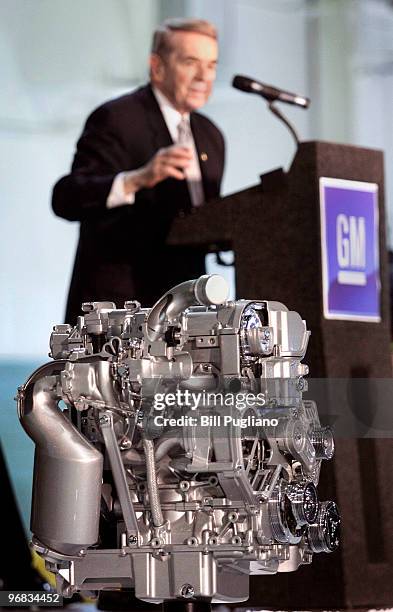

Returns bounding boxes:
[17,275,339,606]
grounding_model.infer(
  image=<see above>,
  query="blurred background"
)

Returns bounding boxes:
[1,0,393,540]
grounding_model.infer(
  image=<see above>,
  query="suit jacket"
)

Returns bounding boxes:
[52,84,225,324]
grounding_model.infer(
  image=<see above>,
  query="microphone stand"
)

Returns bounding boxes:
[213,98,301,269]
[267,101,300,148]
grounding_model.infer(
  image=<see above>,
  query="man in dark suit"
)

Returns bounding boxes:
[52,18,225,324]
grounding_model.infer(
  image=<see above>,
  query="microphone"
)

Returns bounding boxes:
[232,75,310,108]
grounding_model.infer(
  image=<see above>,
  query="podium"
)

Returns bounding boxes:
[168,142,393,609]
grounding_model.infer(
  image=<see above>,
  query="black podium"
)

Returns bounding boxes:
[168,141,393,609]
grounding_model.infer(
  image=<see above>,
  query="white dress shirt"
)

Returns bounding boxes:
[106,87,204,209]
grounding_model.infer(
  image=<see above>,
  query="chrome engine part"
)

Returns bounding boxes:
[17,275,339,605]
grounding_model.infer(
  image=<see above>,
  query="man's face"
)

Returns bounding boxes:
[151,31,218,114]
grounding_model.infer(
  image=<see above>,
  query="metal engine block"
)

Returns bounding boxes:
[17,275,340,606]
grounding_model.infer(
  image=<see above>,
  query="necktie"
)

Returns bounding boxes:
[177,117,204,208]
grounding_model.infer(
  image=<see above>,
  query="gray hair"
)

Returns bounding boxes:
[151,18,217,57]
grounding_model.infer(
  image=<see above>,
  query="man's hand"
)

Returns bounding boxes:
[123,145,192,193]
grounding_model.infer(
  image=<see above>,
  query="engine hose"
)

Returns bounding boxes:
[146,274,229,342]
[155,433,184,461]
[142,435,164,528]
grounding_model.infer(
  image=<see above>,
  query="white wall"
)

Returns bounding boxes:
[1,0,393,358]
[191,0,311,194]
[351,0,393,243]
[0,0,158,359]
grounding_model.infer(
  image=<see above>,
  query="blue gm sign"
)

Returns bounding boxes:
[320,177,380,322]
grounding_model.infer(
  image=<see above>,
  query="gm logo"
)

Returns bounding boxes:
[336,214,366,285]
[320,177,380,322]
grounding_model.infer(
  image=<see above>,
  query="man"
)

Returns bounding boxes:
[52,18,225,324]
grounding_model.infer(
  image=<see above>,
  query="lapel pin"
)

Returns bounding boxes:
[200,152,208,162]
